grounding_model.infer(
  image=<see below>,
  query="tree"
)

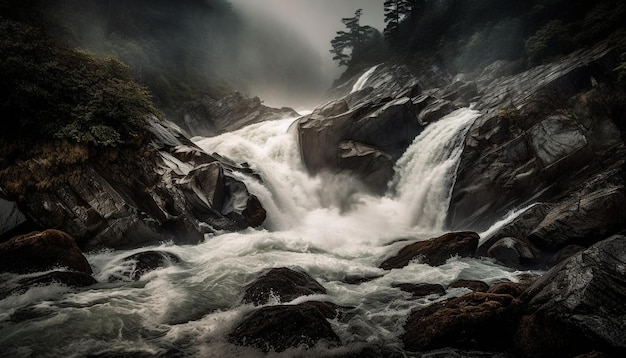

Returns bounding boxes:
[384,0,425,46]
[330,9,368,67]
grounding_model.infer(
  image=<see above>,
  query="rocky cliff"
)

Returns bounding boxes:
[299,42,626,268]
[1,118,266,251]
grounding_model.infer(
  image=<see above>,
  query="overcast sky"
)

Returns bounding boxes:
[229,0,385,79]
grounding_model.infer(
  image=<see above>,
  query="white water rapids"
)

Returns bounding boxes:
[0,108,531,357]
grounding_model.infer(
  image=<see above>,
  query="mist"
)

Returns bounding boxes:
[229,0,384,107]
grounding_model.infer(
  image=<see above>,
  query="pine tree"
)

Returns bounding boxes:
[383,0,425,46]
[329,9,368,67]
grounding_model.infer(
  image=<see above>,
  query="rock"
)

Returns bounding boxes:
[487,281,529,298]
[16,271,97,291]
[487,237,541,269]
[380,232,479,269]
[111,250,182,281]
[179,162,225,213]
[0,229,92,274]
[402,292,522,352]
[4,117,266,251]
[337,140,394,194]
[229,303,341,352]
[548,244,585,266]
[175,92,299,137]
[299,301,347,320]
[297,96,424,193]
[447,44,623,232]
[394,283,446,298]
[516,236,626,357]
[0,198,26,239]
[242,267,326,305]
[449,280,489,292]
[527,186,626,250]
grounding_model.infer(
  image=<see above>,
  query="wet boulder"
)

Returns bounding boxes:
[393,283,446,298]
[515,235,626,357]
[402,292,522,352]
[448,280,489,293]
[487,236,542,269]
[337,140,395,195]
[380,231,479,269]
[229,303,341,352]
[242,267,327,305]
[0,229,92,274]
[111,250,182,281]
[15,271,97,293]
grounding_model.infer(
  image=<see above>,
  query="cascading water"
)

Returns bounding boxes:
[350,64,380,93]
[0,108,528,357]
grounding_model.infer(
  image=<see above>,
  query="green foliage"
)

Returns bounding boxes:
[0,19,159,148]
[524,20,570,64]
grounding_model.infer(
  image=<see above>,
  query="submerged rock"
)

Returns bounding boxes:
[393,283,446,298]
[242,267,326,305]
[380,231,479,269]
[229,303,341,352]
[111,250,182,281]
[0,229,91,274]
[16,271,97,291]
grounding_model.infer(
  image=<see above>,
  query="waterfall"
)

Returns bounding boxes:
[351,64,380,93]
[2,107,525,358]
[391,108,481,229]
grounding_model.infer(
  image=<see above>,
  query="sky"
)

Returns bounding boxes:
[229,0,385,82]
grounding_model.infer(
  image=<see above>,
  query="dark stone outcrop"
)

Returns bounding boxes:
[175,91,299,137]
[449,280,489,293]
[0,229,92,274]
[112,250,182,281]
[515,236,626,357]
[447,44,625,232]
[487,281,529,298]
[402,292,522,352]
[486,237,541,270]
[394,283,446,298]
[229,303,341,352]
[2,118,266,250]
[380,232,479,269]
[337,140,395,194]
[242,267,326,305]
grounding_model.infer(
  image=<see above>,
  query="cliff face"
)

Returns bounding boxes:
[1,118,266,251]
[300,42,626,265]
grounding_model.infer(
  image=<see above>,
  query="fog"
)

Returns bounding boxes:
[229,0,384,108]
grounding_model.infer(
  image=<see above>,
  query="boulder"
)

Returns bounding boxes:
[380,232,479,269]
[486,237,541,269]
[229,303,341,352]
[0,229,92,274]
[15,271,97,291]
[487,281,529,298]
[527,185,626,250]
[296,96,424,193]
[448,280,489,293]
[337,140,394,194]
[175,91,299,137]
[110,250,182,281]
[242,267,326,305]
[402,292,522,352]
[515,235,626,357]
[393,283,446,298]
